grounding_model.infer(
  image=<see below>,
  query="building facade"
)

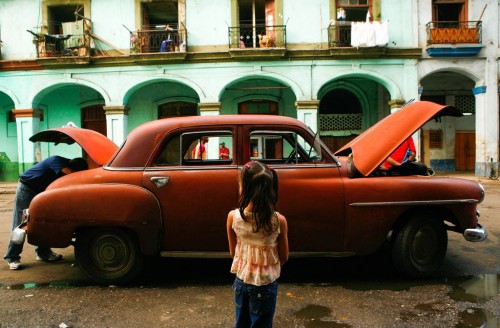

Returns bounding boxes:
[0,0,498,180]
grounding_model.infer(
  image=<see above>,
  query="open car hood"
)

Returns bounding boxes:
[334,101,462,177]
[30,128,118,166]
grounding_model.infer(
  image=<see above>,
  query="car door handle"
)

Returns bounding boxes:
[150,176,170,188]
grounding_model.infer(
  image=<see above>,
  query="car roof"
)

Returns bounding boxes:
[109,115,310,167]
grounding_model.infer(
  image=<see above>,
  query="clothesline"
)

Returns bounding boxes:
[351,20,389,48]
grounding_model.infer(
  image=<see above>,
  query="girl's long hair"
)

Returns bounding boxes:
[238,161,279,235]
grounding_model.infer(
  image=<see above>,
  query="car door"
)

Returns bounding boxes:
[243,126,346,253]
[142,128,239,255]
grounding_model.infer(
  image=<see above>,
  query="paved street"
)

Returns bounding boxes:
[0,175,498,327]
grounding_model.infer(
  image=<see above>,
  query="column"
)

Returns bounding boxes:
[473,86,488,177]
[198,102,221,116]
[103,106,129,146]
[198,102,221,158]
[295,100,319,133]
[13,109,42,173]
[388,98,406,113]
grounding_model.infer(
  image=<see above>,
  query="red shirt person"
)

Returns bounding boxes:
[219,142,230,160]
[383,136,416,169]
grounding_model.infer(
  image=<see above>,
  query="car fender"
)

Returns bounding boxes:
[27,184,162,255]
[341,176,483,255]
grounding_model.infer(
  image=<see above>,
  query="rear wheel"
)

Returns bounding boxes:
[391,215,447,277]
[75,228,144,285]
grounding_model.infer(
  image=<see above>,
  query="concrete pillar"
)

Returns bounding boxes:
[198,102,221,116]
[13,109,42,173]
[388,98,406,113]
[473,85,489,177]
[295,100,319,133]
[103,106,129,146]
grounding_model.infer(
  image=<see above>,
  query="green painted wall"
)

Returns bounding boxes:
[37,85,104,162]
[0,95,18,181]
[127,82,200,132]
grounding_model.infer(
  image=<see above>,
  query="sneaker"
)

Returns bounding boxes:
[36,251,62,262]
[8,261,21,270]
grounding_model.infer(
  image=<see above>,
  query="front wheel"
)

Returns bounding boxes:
[75,228,144,285]
[391,215,448,278]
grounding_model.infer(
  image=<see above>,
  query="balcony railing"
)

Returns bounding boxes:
[130,28,187,54]
[328,21,352,47]
[228,24,286,49]
[426,21,482,45]
[28,31,91,57]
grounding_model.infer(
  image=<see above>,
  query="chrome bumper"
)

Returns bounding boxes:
[464,223,487,242]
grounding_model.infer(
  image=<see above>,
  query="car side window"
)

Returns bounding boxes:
[155,131,233,166]
[249,130,322,165]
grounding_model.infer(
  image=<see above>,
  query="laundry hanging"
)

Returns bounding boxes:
[351,20,389,48]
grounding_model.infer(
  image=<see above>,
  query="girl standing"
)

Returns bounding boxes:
[227,161,289,327]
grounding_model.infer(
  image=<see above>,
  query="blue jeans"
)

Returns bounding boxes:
[232,277,278,328]
[4,182,52,263]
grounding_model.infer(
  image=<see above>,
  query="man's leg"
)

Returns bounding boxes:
[4,183,35,266]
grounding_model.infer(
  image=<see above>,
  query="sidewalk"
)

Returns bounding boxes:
[0,181,17,194]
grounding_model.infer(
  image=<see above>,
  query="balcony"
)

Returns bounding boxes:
[228,24,286,58]
[30,32,91,58]
[328,20,389,51]
[426,21,483,57]
[328,21,352,47]
[130,27,187,55]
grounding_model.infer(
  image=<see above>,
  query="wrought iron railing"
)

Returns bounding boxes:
[228,24,286,49]
[28,31,91,57]
[130,28,187,54]
[328,21,352,47]
[426,21,482,45]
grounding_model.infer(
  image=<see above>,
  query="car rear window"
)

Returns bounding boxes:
[155,131,233,166]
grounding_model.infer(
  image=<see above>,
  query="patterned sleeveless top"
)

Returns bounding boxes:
[230,209,281,286]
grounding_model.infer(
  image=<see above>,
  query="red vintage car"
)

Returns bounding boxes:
[22,101,486,284]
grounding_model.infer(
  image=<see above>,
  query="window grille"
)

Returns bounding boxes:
[319,114,362,131]
[455,95,475,114]
[429,130,443,149]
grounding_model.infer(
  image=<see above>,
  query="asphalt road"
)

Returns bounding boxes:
[0,175,498,328]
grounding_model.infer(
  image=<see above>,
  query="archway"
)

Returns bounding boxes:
[126,80,200,130]
[318,77,391,152]
[319,88,363,152]
[220,77,297,117]
[420,71,476,172]
[0,92,18,181]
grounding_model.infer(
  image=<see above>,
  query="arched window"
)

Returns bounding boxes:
[238,100,278,115]
[158,101,197,119]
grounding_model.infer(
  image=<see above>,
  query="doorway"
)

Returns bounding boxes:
[455,131,475,171]
[82,105,106,136]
